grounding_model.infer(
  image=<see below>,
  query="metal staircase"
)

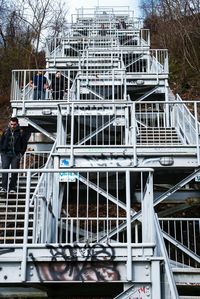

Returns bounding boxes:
[137,127,182,144]
[0,177,36,244]
[0,5,200,299]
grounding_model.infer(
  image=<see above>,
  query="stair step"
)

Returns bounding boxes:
[0,211,33,215]
[82,58,119,61]
[138,135,180,139]
[0,238,32,240]
[0,205,32,208]
[139,133,178,136]
[139,131,177,133]
[137,127,181,144]
[139,130,178,133]
[0,194,34,199]
[139,140,181,145]
[0,218,33,223]
[0,215,33,223]
[138,139,180,142]
[0,229,33,232]
[139,130,178,134]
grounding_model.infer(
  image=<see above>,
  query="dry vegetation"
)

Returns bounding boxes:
[0,0,69,128]
[141,0,200,99]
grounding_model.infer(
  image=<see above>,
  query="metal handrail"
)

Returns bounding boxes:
[154,214,179,299]
[30,140,57,205]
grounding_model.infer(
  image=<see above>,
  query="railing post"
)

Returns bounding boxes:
[112,69,115,101]
[57,105,62,146]
[147,50,150,74]
[194,101,200,165]
[123,70,127,100]
[21,170,31,282]
[156,50,159,83]
[165,80,170,127]
[70,103,75,166]
[148,29,150,46]
[67,70,70,102]
[125,106,129,144]
[54,37,56,66]
[126,170,132,281]
[142,172,155,243]
[11,71,14,101]
[154,215,179,299]
[22,70,26,115]
[57,105,65,145]
[131,102,137,166]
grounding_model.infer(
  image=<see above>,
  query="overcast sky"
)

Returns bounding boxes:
[67,0,141,19]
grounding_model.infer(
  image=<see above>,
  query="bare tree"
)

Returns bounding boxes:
[141,0,200,95]
[14,0,68,60]
[0,0,10,48]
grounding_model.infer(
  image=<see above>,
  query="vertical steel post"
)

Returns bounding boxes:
[165,80,170,127]
[57,105,62,146]
[194,101,200,165]
[21,170,31,282]
[70,103,75,166]
[126,170,132,281]
[67,70,70,101]
[124,70,127,100]
[52,164,60,243]
[125,106,129,144]
[54,37,56,66]
[156,50,159,83]
[112,69,115,101]
[22,70,26,114]
[151,261,161,299]
[142,172,155,243]
[131,102,137,166]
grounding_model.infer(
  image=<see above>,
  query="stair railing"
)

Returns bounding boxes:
[175,95,200,163]
[159,217,200,268]
[99,168,200,243]
[21,151,49,171]
[174,95,197,143]
[31,141,57,243]
[154,214,179,299]
[30,140,57,206]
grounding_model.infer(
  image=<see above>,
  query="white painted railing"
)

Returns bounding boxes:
[0,168,153,245]
[56,101,200,146]
[159,218,200,268]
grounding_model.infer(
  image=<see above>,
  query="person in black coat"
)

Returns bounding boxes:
[50,71,66,100]
[0,117,28,193]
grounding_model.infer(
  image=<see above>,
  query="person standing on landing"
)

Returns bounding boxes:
[50,71,66,100]
[0,117,28,193]
[30,70,48,100]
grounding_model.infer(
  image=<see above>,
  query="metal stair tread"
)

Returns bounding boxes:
[0,228,33,231]
[0,220,33,222]
[0,214,34,218]
[0,236,33,240]
[0,204,33,207]
[139,132,178,135]
[180,297,200,299]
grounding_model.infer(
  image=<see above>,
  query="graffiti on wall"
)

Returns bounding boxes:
[61,156,134,168]
[123,285,151,299]
[46,242,115,261]
[29,242,124,282]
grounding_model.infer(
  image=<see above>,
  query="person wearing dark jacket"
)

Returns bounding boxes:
[30,70,48,100]
[50,71,66,100]
[0,117,28,193]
